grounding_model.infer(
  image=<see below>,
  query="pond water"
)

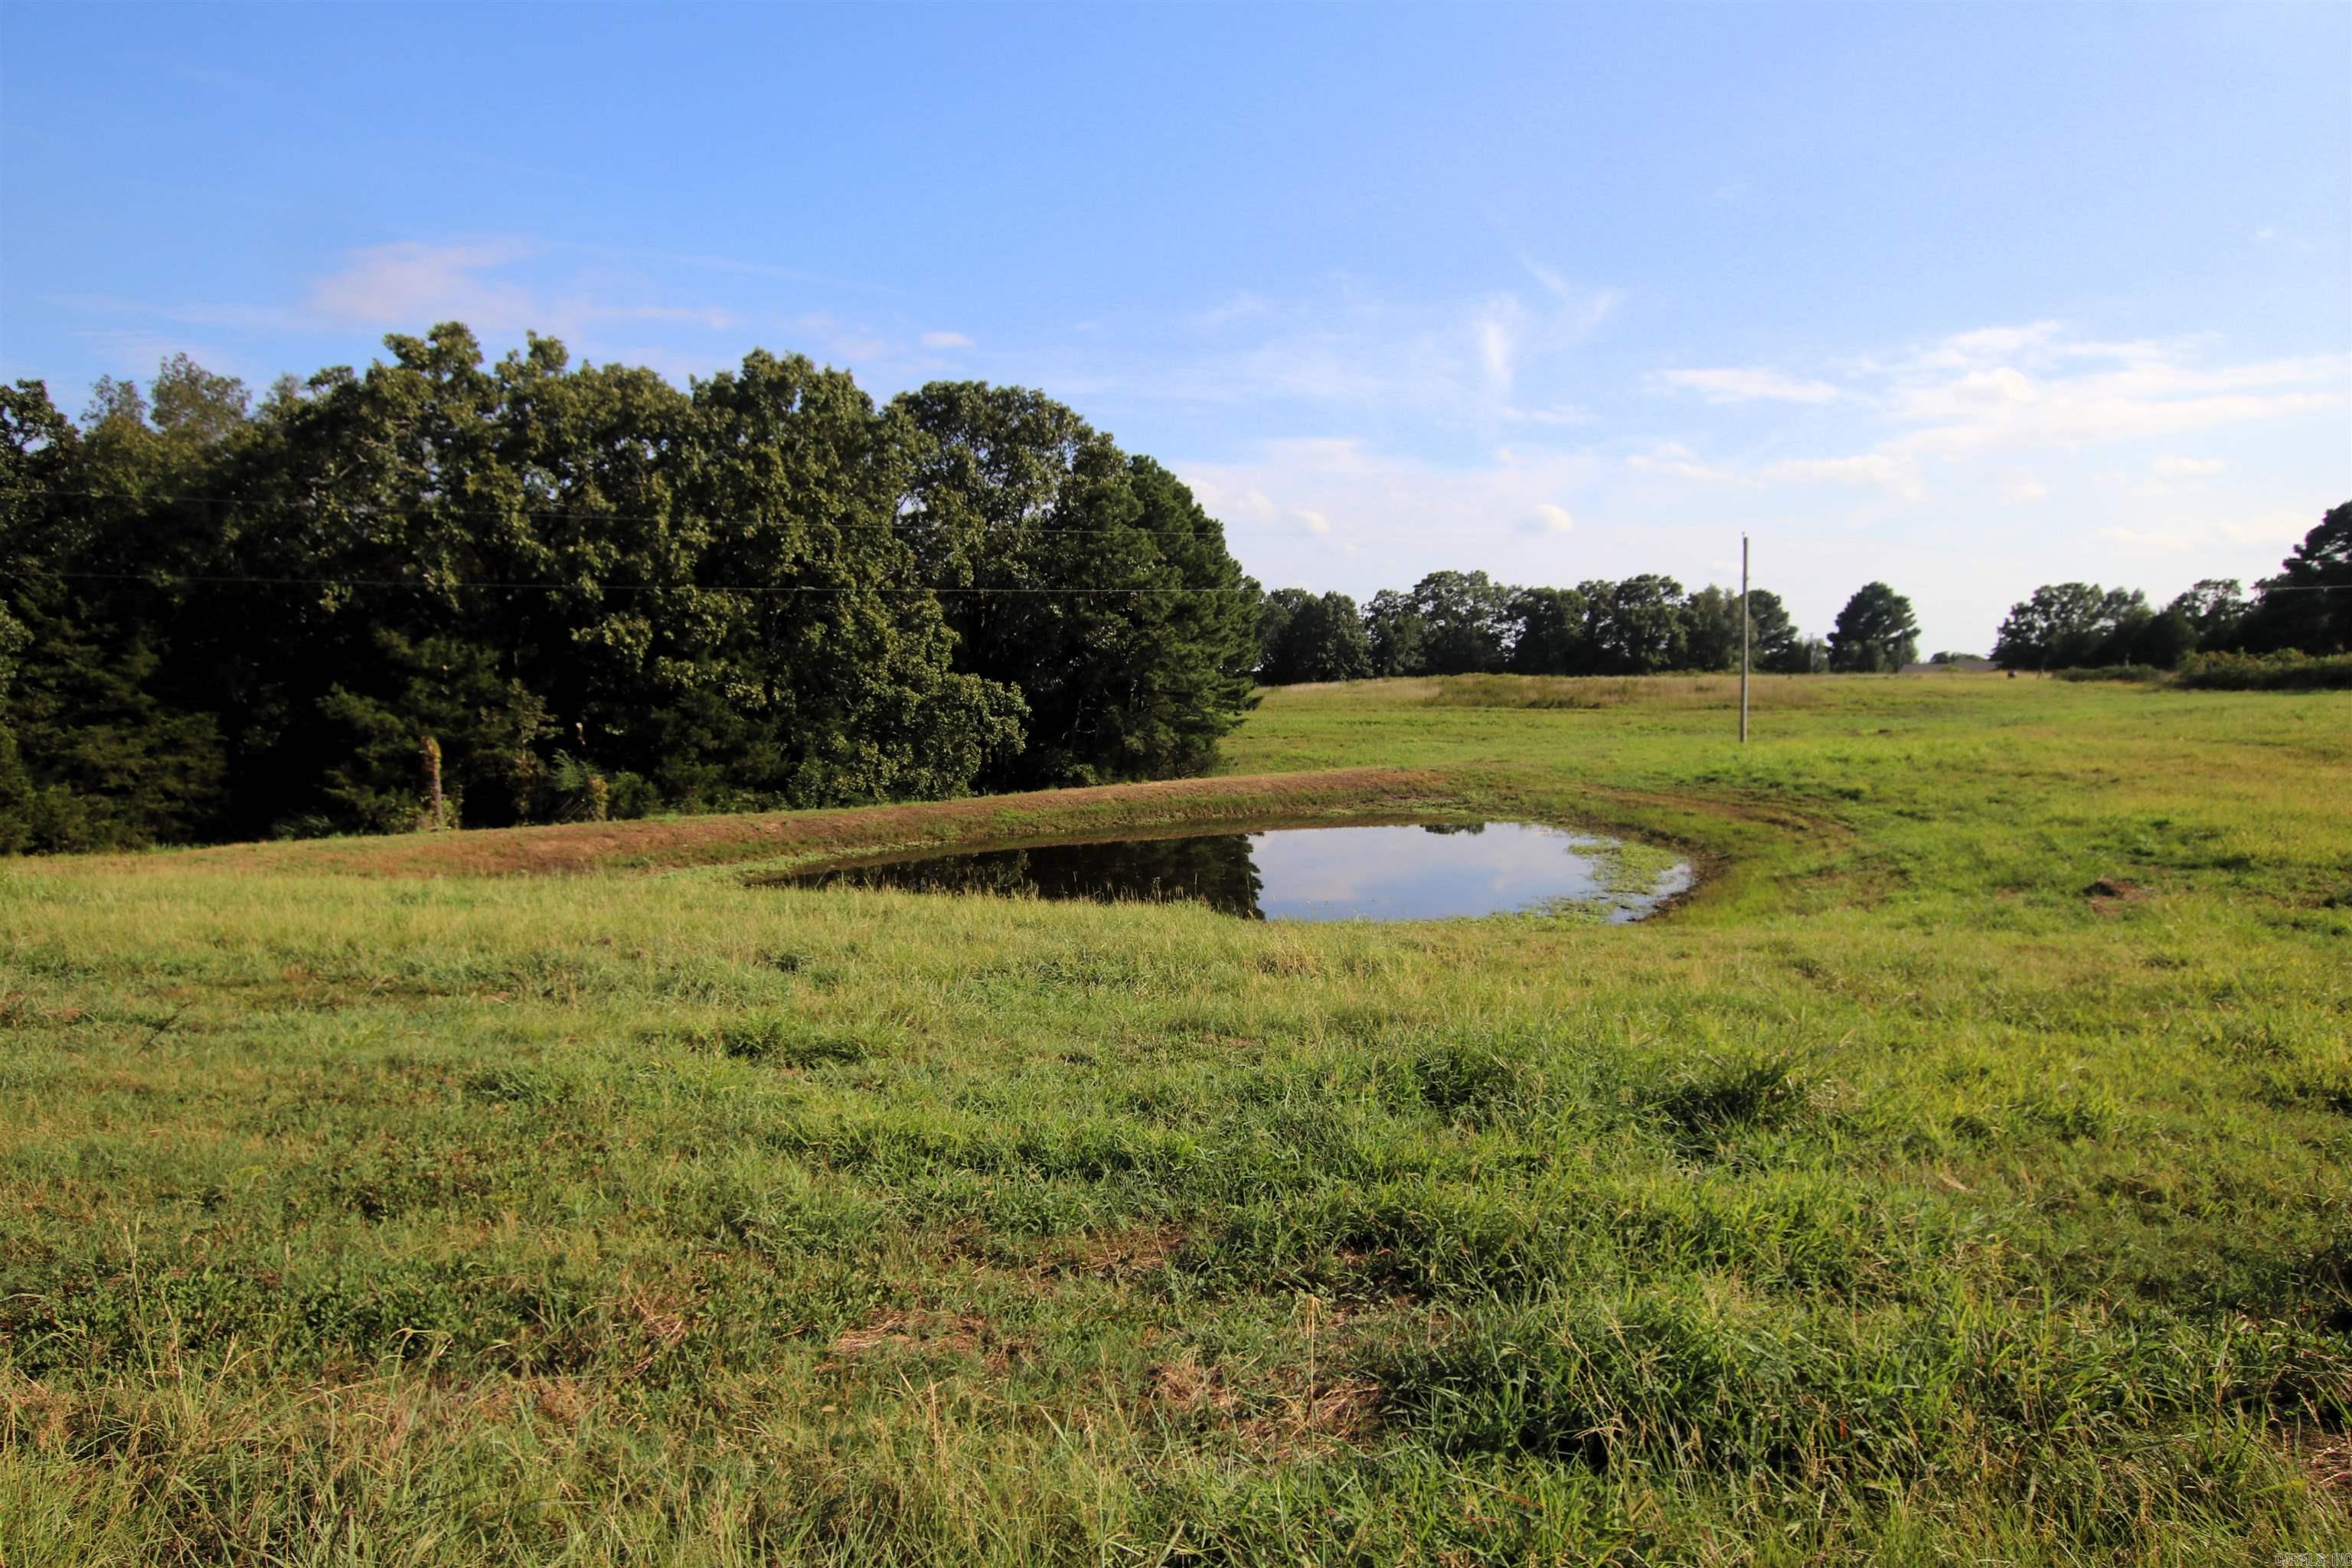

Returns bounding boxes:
[769,821,1692,923]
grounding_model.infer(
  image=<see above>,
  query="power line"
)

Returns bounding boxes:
[0,485,1357,541]
[45,570,1261,595]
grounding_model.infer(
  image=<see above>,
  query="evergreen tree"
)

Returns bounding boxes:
[1828,583,1921,672]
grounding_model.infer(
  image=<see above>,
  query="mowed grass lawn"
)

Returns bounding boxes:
[2,674,2347,1565]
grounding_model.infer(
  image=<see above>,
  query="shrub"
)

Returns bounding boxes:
[2177,650,2352,691]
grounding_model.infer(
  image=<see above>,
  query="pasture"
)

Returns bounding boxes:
[2,673,2347,1564]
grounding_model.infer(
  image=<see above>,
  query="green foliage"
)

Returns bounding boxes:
[1828,581,1920,672]
[1744,586,1806,672]
[1256,588,1372,684]
[891,385,1257,788]
[1363,587,1428,677]
[1676,583,1745,671]
[2239,501,2352,655]
[2,337,1282,848]
[1408,570,1514,675]
[2179,649,2352,690]
[1993,582,2193,671]
[1998,503,2351,675]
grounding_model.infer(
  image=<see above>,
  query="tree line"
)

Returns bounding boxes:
[1991,506,2351,671]
[0,327,1258,851]
[1259,573,1922,683]
[6,325,2343,855]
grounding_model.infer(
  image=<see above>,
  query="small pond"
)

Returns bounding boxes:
[768,821,1692,923]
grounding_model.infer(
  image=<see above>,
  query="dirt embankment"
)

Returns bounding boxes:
[100,767,1459,879]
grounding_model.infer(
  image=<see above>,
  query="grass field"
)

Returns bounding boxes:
[3,672,2348,1565]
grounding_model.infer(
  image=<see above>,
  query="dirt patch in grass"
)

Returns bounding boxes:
[2086,877,2156,916]
[828,1308,991,1361]
[2295,1432,2352,1499]
[1148,1349,1383,1457]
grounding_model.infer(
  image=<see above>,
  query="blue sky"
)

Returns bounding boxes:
[4,3,2346,652]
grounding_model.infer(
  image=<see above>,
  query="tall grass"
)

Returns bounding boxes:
[3,674,2349,1563]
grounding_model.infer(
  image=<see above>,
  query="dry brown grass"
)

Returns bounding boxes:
[90,766,1446,879]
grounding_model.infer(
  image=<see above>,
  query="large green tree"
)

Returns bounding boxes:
[891,383,1257,788]
[1744,589,1815,674]
[2239,501,2352,655]
[1408,570,1514,675]
[1586,575,1686,675]
[1828,582,1920,673]
[1504,586,1590,675]
[1258,589,1371,684]
[1364,590,1429,677]
[1,370,233,850]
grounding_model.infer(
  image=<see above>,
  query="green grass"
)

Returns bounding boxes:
[3,672,2348,1564]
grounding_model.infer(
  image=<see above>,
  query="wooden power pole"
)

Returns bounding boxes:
[1739,535,1750,745]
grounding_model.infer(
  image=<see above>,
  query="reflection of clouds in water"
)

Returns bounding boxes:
[781,821,1692,923]
[1249,823,1612,918]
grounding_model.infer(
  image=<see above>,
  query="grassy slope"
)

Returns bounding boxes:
[2,674,2347,1565]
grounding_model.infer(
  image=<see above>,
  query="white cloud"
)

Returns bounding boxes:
[1914,320,2066,369]
[1627,442,1740,484]
[1657,367,1841,404]
[64,238,749,368]
[2004,476,2050,505]
[1626,443,1741,483]
[2151,454,2223,478]
[1475,302,1518,393]
[1501,403,1588,426]
[1885,352,2342,457]
[305,240,546,332]
[1178,437,1602,560]
[1067,275,1619,426]
[2098,525,2203,552]
[920,330,974,350]
[1758,453,1922,498]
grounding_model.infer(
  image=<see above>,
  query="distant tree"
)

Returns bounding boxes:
[2165,579,2249,648]
[1588,575,1685,674]
[1259,588,1305,676]
[1258,589,1370,684]
[1364,589,1429,677]
[1504,586,1591,675]
[1409,570,1514,675]
[2129,607,2199,668]
[2238,501,2352,655]
[1743,589,1806,672]
[1828,583,1919,672]
[1677,585,1744,671]
[1992,583,2168,670]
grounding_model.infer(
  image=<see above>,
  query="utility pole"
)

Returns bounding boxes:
[1739,534,1750,745]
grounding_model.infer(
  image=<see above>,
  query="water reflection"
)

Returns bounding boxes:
[771,820,1691,923]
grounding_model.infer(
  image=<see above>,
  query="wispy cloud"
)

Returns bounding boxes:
[1067,273,1619,427]
[1625,325,2347,501]
[1657,367,1841,404]
[920,330,974,350]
